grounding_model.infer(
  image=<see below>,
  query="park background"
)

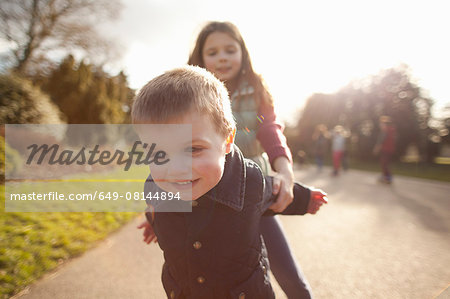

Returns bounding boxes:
[1,0,449,298]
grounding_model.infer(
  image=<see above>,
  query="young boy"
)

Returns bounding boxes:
[132,66,327,298]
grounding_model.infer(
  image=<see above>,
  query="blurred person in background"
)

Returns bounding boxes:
[331,125,346,176]
[373,116,397,184]
[312,124,329,172]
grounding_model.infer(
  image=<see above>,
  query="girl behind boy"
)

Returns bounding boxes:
[188,21,314,298]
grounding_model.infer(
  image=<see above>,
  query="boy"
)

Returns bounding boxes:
[132,66,327,298]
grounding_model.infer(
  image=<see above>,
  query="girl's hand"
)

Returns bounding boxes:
[137,220,158,244]
[269,157,294,213]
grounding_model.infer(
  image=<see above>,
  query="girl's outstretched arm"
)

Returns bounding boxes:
[256,101,292,168]
[256,101,295,212]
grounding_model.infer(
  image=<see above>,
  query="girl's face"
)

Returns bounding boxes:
[202,32,242,82]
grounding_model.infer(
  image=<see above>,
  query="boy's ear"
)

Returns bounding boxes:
[225,129,236,154]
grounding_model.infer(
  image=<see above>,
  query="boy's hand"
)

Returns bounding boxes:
[137,220,158,244]
[307,188,328,214]
[269,170,294,213]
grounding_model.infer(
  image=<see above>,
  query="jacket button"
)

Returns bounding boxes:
[192,200,198,207]
[239,292,245,299]
[193,241,202,250]
[196,276,205,284]
[262,265,267,274]
[170,290,175,299]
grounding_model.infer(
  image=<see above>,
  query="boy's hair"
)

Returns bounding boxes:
[188,21,274,107]
[132,65,236,138]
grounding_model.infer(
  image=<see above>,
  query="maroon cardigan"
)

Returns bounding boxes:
[256,100,293,169]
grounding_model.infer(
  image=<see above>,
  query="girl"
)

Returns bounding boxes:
[187,21,314,298]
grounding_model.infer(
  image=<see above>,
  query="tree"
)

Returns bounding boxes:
[294,65,435,162]
[0,73,65,124]
[40,55,133,124]
[0,0,121,75]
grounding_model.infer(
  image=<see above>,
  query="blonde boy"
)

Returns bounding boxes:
[132,66,326,298]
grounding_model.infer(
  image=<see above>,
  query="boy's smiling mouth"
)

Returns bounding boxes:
[154,179,198,191]
[174,181,192,185]
[168,179,199,194]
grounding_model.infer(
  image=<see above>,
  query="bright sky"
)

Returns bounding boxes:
[4,0,449,124]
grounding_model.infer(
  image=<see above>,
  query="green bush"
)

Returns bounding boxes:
[0,74,65,124]
[0,136,22,181]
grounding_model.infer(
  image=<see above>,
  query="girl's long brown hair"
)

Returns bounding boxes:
[188,21,273,107]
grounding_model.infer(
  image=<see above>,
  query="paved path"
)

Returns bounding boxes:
[15,167,450,299]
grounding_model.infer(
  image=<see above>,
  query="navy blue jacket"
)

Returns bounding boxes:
[145,145,311,299]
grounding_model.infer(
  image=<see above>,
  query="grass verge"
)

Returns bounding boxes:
[347,159,450,182]
[303,157,450,182]
[0,183,138,298]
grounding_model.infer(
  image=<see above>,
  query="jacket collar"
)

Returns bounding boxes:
[203,144,246,212]
[146,144,247,212]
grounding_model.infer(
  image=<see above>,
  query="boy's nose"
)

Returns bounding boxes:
[165,154,192,177]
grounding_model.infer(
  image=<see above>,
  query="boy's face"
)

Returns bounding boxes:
[142,109,233,201]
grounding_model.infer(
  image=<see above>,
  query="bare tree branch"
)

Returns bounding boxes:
[0,0,122,74]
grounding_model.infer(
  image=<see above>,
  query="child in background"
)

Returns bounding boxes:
[373,116,396,184]
[187,21,319,298]
[312,124,329,172]
[133,66,327,298]
[331,125,346,176]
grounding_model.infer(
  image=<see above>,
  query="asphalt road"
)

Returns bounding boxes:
[15,167,450,299]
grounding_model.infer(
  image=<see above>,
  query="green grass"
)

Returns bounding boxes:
[345,159,450,182]
[302,157,450,182]
[0,166,151,298]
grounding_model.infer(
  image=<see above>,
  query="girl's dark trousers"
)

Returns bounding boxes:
[260,215,313,299]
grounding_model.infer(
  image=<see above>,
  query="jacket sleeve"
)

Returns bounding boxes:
[260,176,311,216]
[256,101,293,169]
[144,174,155,225]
